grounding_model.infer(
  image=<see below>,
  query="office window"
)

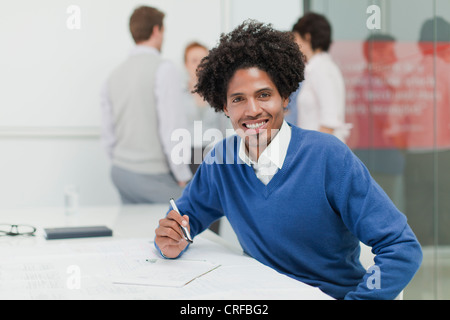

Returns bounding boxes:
[308,0,450,299]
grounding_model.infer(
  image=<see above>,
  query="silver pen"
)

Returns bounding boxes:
[169,198,193,243]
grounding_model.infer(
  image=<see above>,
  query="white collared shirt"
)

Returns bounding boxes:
[238,120,291,185]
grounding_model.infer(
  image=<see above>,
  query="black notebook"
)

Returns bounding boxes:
[44,226,113,240]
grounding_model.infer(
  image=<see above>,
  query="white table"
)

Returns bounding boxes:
[0,205,332,300]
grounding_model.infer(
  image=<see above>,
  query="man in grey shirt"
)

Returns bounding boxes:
[100,6,192,203]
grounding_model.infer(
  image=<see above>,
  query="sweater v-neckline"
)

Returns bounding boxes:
[239,126,302,198]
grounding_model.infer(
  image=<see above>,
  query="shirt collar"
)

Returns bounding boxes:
[238,120,291,169]
[129,45,160,56]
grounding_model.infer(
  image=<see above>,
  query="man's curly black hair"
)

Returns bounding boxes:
[194,20,305,113]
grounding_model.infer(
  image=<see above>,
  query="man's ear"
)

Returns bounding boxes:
[303,32,311,43]
[153,25,160,35]
[282,97,289,109]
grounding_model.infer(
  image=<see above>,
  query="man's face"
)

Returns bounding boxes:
[224,67,288,154]
[372,42,396,64]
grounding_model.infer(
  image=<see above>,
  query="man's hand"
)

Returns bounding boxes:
[178,181,188,187]
[155,210,191,258]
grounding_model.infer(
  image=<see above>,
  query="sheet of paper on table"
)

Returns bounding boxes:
[0,238,224,299]
[0,237,332,299]
[111,258,220,288]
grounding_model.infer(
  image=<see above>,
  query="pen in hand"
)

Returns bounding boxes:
[169,198,193,243]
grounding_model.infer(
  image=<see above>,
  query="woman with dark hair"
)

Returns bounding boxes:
[292,12,351,142]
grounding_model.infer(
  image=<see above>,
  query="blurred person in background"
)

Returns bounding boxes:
[351,33,405,212]
[100,6,192,204]
[386,17,450,245]
[292,12,351,143]
[183,41,229,175]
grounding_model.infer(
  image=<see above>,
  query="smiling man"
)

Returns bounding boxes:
[154,20,422,300]
[226,67,289,168]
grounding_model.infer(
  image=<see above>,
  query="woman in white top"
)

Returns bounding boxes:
[292,12,351,142]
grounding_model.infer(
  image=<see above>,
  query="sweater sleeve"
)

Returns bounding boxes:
[327,146,422,300]
[154,141,230,259]
[172,150,225,239]
[153,154,224,259]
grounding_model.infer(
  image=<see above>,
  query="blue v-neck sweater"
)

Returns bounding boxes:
[168,125,422,300]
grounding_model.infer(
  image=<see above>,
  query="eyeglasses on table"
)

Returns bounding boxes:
[0,224,36,237]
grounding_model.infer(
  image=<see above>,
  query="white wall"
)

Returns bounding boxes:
[0,0,302,213]
[228,0,301,32]
[0,0,223,210]
[0,131,119,209]
[0,0,223,127]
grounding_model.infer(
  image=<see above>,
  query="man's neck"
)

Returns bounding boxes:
[245,128,282,162]
[246,141,265,162]
[136,39,160,52]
